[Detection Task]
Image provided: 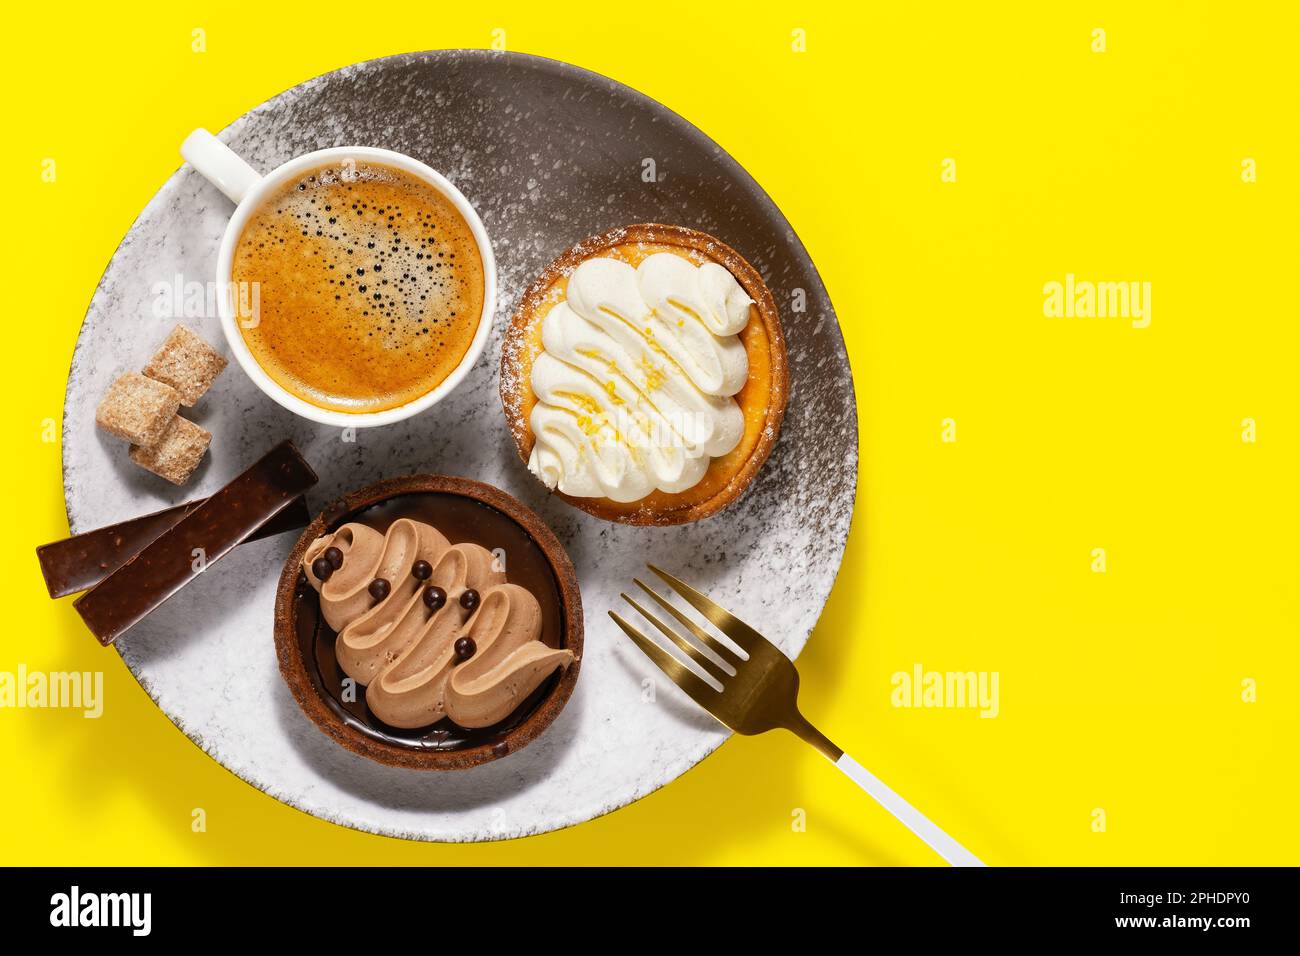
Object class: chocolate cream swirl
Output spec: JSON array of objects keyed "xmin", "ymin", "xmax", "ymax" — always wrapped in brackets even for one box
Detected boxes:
[{"xmin": 302, "ymin": 518, "xmax": 573, "ymax": 729}]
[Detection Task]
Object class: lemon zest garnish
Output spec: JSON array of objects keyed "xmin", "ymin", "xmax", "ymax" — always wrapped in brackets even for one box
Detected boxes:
[
  {"xmin": 638, "ymin": 355, "xmax": 666, "ymax": 392},
  {"xmin": 668, "ymin": 298, "xmax": 704, "ymax": 325},
  {"xmin": 553, "ymin": 390, "xmax": 602, "ymax": 415}
]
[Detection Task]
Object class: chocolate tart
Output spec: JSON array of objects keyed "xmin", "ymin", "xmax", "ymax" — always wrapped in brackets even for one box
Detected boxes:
[
  {"xmin": 500, "ymin": 223, "xmax": 789, "ymax": 525},
  {"xmin": 273, "ymin": 475, "xmax": 583, "ymax": 770}
]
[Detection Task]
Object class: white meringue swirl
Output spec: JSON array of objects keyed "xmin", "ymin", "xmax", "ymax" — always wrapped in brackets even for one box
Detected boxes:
[{"xmin": 527, "ymin": 252, "xmax": 753, "ymax": 502}]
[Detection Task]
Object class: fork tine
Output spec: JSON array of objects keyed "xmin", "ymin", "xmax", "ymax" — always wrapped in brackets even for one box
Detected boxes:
[
  {"xmin": 608, "ymin": 611, "xmax": 721, "ymax": 713},
  {"xmin": 621, "ymin": 592, "xmax": 730, "ymax": 683},
  {"xmin": 632, "ymin": 579, "xmax": 745, "ymax": 669},
  {"xmin": 647, "ymin": 565, "xmax": 768, "ymax": 655}
]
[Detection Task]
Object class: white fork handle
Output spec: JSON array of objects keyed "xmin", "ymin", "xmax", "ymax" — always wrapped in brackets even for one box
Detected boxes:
[{"xmin": 835, "ymin": 753, "xmax": 985, "ymax": 867}]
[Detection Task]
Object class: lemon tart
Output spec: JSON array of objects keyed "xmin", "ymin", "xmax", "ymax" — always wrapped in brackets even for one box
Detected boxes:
[{"xmin": 500, "ymin": 224, "xmax": 788, "ymax": 525}]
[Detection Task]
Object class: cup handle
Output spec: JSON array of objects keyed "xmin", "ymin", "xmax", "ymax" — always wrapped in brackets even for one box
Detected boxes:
[{"xmin": 181, "ymin": 128, "xmax": 261, "ymax": 204}]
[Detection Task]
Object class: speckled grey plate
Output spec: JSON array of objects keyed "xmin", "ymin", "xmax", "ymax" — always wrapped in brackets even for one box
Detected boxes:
[{"xmin": 62, "ymin": 50, "xmax": 857, "ymax": 841}]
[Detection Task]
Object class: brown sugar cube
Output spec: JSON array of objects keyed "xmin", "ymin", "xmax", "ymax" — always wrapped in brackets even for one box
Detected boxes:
[
  {"xmin": 129, "ymin": 415, "xmax": 211, "ymax": 486},
  {"xmin": 142, "ymin": 324, "xmax": 228, "ymax": 406},
  {"xmin": 95, "ymin": 372, "xmax": 180, "ymax": 446}
]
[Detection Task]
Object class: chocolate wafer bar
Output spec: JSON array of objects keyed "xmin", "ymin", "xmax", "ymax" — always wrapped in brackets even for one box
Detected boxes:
[
  {"xmin": 37, "ymin": 495, "xmax": 311, "ymax": 600},
  {"xmin": 73, "ymin": 440, "xmax": 317, "ymax": 645}
]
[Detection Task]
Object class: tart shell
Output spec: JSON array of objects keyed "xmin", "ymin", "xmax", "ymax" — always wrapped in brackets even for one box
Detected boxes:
[
  {"xmin": 500, "ymin": 223, "xmax": 789, "ymax": 525},
  {"xmin": 273, "ymin": 474, "xmax": 584, "ymax": 771}
]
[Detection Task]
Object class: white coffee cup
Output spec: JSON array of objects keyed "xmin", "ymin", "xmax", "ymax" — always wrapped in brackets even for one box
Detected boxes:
[{"xmin": 180, "ymin": 128, "xmax": 496, "ymax": 428}]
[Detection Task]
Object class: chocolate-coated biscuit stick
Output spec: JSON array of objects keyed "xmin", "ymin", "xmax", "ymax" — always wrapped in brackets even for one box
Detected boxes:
[
  {"xmin": 73, "ymin": 441, "xmax": 317, "ymax": 645},
  {"xmin": 37, "ymin": 496, "xmax": 311, "ymax": 600}
]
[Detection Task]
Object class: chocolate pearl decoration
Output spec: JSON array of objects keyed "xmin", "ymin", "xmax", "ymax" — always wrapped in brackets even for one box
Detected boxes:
[
  {"xmin": 368, "ymin": 578, "xmax": 391, "ymax": 601},
  {"xmin": 459, "ymin": 588, "xmax": 480, "ymax": 612},
  {"xmin": 454, "ymin": 637, "xmax": 476, "ymax": 662},
  {"xmin": 311, "ymin": 557, "xmax": 334, "ymax": 582},
  {"xmin": 411, "ymin": 559, "xmax": 432, "ymax": 581},
  {"xmin": 422, "ymin": 585, "xmax": 446, "ymax": 610},
  {"xmin": 323, "ymin": 546, "xmax": 344, "ymax": 569}
]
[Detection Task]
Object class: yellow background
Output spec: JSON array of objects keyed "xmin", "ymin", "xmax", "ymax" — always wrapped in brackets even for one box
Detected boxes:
[{"xmin": 3, "ymin": 2, "xmax": 1295, "ymax": 865}]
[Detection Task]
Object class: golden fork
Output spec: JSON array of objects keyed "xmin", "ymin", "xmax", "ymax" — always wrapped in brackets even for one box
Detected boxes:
[{"xmin": 611, "ymin": 565, "xmax": 985, "ymax": 867}]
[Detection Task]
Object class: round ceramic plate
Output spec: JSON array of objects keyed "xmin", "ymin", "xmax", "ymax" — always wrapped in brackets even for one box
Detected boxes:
[{"xmin": 62, "ymin": 50, "xmax": 857, "ymax": 841}]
